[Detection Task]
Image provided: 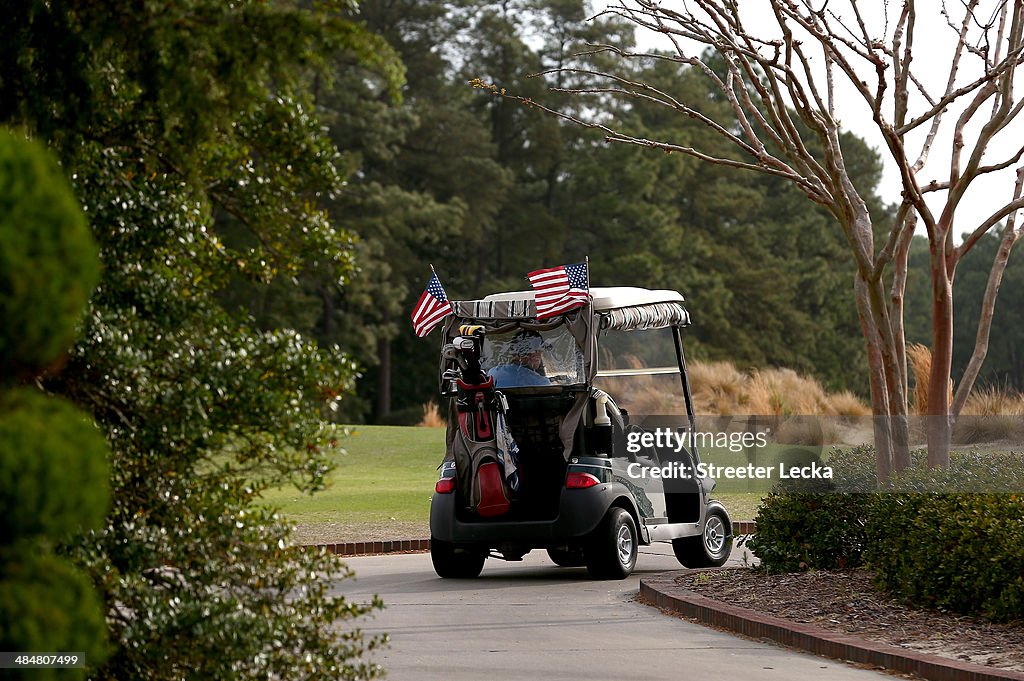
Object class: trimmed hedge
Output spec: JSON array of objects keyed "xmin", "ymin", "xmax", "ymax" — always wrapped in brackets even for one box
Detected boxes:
[
  {"xmin": 748, "ymin": 446, "xmax": 875, "ymax": 572},
  {"xmin": 750, "ymin": 446, "xmax": 1024, "ymax": 622},
  {"xmin": 867, "ymin": 493, "xmax": 1024, "ymax": 622},
  {"xmin": 0, "ymin": 550, "xmax": 108, "ymax": 680},
  {"xmin": 0, "ymin": 129, "xmax": 110, "ymax": 671},
  {"xmin": 0, "ymin": 389, "xmax": 110, "ymax": 544},
  {"xmin": 0, "ymin": 130, "xmax": 99, "ymax": 380},
  {"xmin": 748, "ymin": 491, "xmax": 870, "ymax": 572}
]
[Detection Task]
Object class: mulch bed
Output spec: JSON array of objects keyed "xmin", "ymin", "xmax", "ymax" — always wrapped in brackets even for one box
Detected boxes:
[{"xmin": 676, "ymin": 569, "xmax": 1024, "ymax": 673}]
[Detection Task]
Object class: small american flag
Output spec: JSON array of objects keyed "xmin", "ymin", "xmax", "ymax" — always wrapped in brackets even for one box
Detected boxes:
[
  {"xmin": 527, "ymin": 262, "xmax": 590, "ymax": 319},
  {"xmin": 411, "ymin": 272, "xmax": 453, "ymax": 337}
]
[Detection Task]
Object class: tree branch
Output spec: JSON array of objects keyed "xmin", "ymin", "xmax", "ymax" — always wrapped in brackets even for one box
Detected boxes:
[
  {"xmin": 952, "ymin": 164, "xmax": 1024, "ymax": 416},
  {"xmin": 470, "ymin": 79, "xmax": 829, "ymax": 200},
  {"xmin": 955, "ymin": 193, "xmax": 1024, "ymax": 259}
]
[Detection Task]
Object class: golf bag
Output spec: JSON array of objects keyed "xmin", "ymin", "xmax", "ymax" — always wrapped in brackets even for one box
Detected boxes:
[{"xmin": 446, "ymin": 327, "xmax": 519, "ymax": 517}]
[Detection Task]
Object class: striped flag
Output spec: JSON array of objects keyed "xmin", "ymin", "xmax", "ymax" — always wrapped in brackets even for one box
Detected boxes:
[
  {"xmin": 527, "ymin": 262, "xmax": 589, "ymax": 319},
  {"xmin": 411, "ymin": 272, "xmax": 453, "ymax": 337}
]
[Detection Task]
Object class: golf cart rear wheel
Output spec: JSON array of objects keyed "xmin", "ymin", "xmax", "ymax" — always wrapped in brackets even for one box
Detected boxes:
[
  {"xmin": 431, "ymin": 538, "xmax": 486, "ymax": 578},
  {"xmin": 672, "ymin": 506, "xmax": 732, "ymax": 568},
  {"xmin": 584, "ymin": 507, "xmax": 638, "ymax": 580},
  {"xmin": 546, "ymin": 547, "xmax": 586, "ymax": 567}
]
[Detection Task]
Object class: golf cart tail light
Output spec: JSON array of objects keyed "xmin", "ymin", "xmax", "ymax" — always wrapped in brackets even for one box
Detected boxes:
[
  {"xmin": 435, "ymin": 477, "xmax": 456, "ymax": 494},
  {"xmin": 565, "ymin": 472, "xmax": 600, "ymax": 489}
]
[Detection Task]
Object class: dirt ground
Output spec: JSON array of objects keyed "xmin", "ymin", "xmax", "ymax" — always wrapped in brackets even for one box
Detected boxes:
[
  {"xmin": 291, "ymin": 521, "xmax": 428, "ymax": 545},
  {"xmin": 676, "ymin": 568, "xmax": 1024, "ymax": 673}
]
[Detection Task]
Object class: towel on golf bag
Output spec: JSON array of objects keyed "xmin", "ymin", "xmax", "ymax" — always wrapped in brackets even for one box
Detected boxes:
[
  {"xmin": 451, "ymin": 376, "xmax": 519, "ymax": 517},
  {"xmin": 494, "ymin": 411, "xmax": 520, "ymax": 494}
]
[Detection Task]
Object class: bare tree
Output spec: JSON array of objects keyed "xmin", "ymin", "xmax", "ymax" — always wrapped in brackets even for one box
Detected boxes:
[{"xmin": 475, "ymin": 0, "xmax": 1024, "ymax": 478}]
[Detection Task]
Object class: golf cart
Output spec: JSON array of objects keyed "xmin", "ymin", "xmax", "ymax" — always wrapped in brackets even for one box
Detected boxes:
[{"xmin": 430, "ymin": 287, "xmax": 732, "ymax": 579}]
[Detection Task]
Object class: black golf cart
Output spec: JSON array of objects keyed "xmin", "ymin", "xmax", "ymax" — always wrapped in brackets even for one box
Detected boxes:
[{"xmin": 429, "ymin": 287, "xmax": 732, "ymax": 579}]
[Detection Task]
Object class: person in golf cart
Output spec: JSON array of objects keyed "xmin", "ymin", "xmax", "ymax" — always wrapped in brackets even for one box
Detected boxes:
[
  {"xmin": 430, "ymin": 287, "xmax": 732, "ymax": 580},
  {"xmin": 487, "ymin": 329, "xmax": 551, "ymax": 388}
]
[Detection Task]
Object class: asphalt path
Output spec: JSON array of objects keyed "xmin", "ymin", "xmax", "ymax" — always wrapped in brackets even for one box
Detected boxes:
[{"xmin": 331, "ymin": 541, "xmax": 891, "ymax": 681}]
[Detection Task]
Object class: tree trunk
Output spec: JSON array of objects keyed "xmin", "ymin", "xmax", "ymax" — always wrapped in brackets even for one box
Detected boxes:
[
  {"xmin": 952, "ymin": 167, "xmax": 1024, "ymax": 417},
  {"xmin": 927, "ymin": 248, "xmax": 954, "ymax": 468},
  {"xmin": 888, "ymin": 222, "xmax": 915, "ymax": 473},
  {"xmin": 855, "ymin": 276, "xmax": 893, "ymax": 485},
  {"xmin": 376, "ymin": 336, "xmax": 391, "ymax": 420},
  {"xmin": 952, "ymin": 233, "xmax": 1015, "ymax": 416},
  {"xmin": 318, "ymin": 283, "xmax": 336, "ymax": 339},
  {"xmin": 867, "ymin": 276, "xmax": 912, "ymax": 473}
]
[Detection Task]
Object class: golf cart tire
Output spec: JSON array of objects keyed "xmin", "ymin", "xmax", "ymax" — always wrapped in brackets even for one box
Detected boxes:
[
  {"xmin": 546, "ymin": 547, "xmax": 586, "ymax": 567},
  {"xmin": 584, "ymin": 507, "xmax": 638, "ymax": 580},
  {"xmin": 431, "ymin": 538, "xmax": 486, "ymax": 578},
  {"xmin": 672, "ymin": 505, "xmax": 732, "ymax": 568}
]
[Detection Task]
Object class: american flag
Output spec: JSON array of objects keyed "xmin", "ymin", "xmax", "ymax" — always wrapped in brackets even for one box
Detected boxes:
[
  {"xmin": 527, "ymin": 262, "xmax": 590, "ymax": 319},
  {"xmin": 411, "ymin": 272, "xmax": 453, "ymax": 337}
]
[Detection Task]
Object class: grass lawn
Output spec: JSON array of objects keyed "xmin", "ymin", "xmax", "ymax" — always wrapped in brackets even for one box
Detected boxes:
[
  {"xmin": 261, "ymin": 426, "xmax": 1024, "ymax": 534},
  {"xmin": 713, "ymin": 492, "xmax": 764, "ymax": 523},
  {"xmin": 260, "ymin": 425, "xmax": 446, "ymax": 526},
  {"xmin": 264, "ymin": 425, "xmax": 772, "ymax": 527}
]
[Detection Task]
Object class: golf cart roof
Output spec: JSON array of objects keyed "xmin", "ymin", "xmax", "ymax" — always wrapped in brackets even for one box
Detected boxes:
[
  {"xmin": 450, "ymin": 286, "xmax": 690, "ymax": 330},
  {"xmin": 482, "ymin": 287, "xmax": 684, "ymax": 312}
]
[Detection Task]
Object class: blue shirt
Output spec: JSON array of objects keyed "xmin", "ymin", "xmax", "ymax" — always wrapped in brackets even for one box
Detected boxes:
[{"xmin": 488, "ymin": 364, "xmax": 552, "ymax": 388}]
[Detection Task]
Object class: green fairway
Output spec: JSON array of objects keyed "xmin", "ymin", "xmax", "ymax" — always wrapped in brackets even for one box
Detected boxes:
[
  {"xmin": 260, "ymin": 425, "xmax": 446, "ymax": 525},
  {"xmin": 264, "ymin": 425, "xmax": 776, "ymax": 527}
]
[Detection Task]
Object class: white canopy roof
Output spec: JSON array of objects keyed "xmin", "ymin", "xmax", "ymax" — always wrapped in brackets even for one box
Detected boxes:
[{"xmin": 483, "ymin": 286, "xmax": 684, "ymax": 312}]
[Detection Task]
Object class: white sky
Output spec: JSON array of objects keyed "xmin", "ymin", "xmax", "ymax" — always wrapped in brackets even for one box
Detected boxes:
[{"xmin": 592, "ymin": 1, "xmax": 1024, "ymax": 242}]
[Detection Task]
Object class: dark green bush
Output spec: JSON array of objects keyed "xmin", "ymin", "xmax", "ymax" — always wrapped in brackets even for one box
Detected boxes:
[
  {"xmin": 867, "ymin": 492, "xmax": 1024, "ymax": 622},
  {"xmin": 750, "ymin": 444, "xmax": 1024, "ymax": 621},
  {"xmin": 748, "ymin": 490, "xmax": 871, "ymax": 572},
  {"xmin": 886, "ymin": 450, "xmax": 1024, "ymax": 493},
  {"xmin": 0, "ymin": 130, "xmax": 99, "ymax": 380},
  {"xmin": 0, "ymin": 388, "xmax": 110, "ymax": 544},
  {"xmin": 0, "ymin": 549, "xmax": 108, "ymax": 680},
  {"xmin": 748, "ymin": 445, "xmax": 876, "ymax": 572},
  {"xmin": 0, "ymin": 129, "xmax": 109, "ymax": 671}
]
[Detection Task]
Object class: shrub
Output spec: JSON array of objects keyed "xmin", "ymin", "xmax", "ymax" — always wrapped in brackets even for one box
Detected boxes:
[
  {"xmin": 0, "ymin": 550, "xmax": 108, "ymax": 680},
  {"xmin": 417, "ymin": 401, "xmax": 445, "ymax": 427},
  {"xmin": 377, "ymin": 404, "xmax": 427, "ymax": 426},
  {"xmin": 748, "ymin": 489, "xmax": 871, "ymax": 572},
  {"xmin": 0, "ymin": 131, "xmax": 99, "ymax": 380},
  {"xmin": 747, "ymin": 446, "xmax": 878, "ymax": 572},
  {"xmin": 750, "ymin": 444, "xmax": 1024, "ymax": 621},
  {"xmin": 827, "ymin": 390, "xmax": 872, "ymax": 418},
  {"xmin": 0, "ymin": 389, "xmax": 110, "ymax": 544},
  {"xmin": 0, "ymin": 129, "xmax": 110, "ymax": 672},
  {"xmin": 954, "ymin": 387, "xmax": 1024, "ymax": 443},
  {"xmin": 747, "ymin": 367, "xmax": 835, "ymax": 416},
  {"xmin": 867, "ymin": 493, "xmax": 1024, "ymax": 622},
  {"xmin": 962, "ymin": 385, "xmax": 1024, "ymax": 416}
]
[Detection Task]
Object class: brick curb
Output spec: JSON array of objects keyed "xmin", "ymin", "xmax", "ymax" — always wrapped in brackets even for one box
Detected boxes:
[
  {"xmin": 302, "ymin": 538, "xmax": 431, "ymax": 556},
  {"xmin": 301, "ymin": 520, "xmax": 758, "ymax": 556},
  {"xmin": 639, "ymin": 571, "xmax": 1024, "ymax": 681},
  {"xmin": 302, "ymin": 520, "xmax": 757, "ymax": 556},
  {"xmin": 731, "ymin": 520, "xmax": 756, "ymax": 535}
]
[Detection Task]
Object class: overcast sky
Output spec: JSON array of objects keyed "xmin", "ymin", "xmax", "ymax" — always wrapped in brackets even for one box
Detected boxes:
[{"xmin": 591, "ymin": 1, "xmax": 1024, "ymax": 241}]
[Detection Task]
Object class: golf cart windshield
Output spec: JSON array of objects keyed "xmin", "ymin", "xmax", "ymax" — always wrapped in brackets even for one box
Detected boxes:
[{"xmin": 482, "ymin": 325, "xmax": 585, "ymax": 388}]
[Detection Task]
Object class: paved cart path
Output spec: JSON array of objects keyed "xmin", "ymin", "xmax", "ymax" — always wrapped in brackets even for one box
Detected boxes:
[{"xmin": 330, "ymin": 542, "xmax": 890, "ymax": 681}]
